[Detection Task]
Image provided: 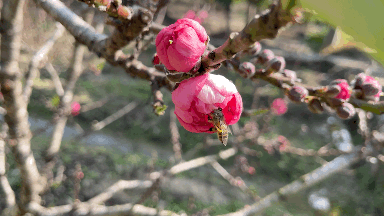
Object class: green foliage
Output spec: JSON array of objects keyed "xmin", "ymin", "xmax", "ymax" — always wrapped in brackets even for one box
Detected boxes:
[{"xmin": 283, "ymin": 0, "xmax": 384, "ymax": 65}]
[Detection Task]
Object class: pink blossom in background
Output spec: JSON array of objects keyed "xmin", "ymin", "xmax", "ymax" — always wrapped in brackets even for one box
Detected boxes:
[
  {"xmin": 172, "ymin": 73, "xmax": 243, "ymax": 133},
  {"xmin": 197, "ymin": 10, "xmax": 209, "ymax": 20},
  {"xmin": 333, "ymin": 79, "xmax": 351, "ymax": 100},
  {"xmin": 183, "ymin": 10, "xmax": 196, "ymax": 19},
  {"xmin": 277, "ymin": 135, "xmax": 289, "ymax": 151},
  {"xmin": 248, "ymin": 166, "xmax": 256, "ymax": 175},
  {"xmin": 364, "ymin": 75, "xmax": 382, "ymax": 101},
  {"xmin": 182, "ymin": 10, "xmax": 209, "ymax": 24},
  {"xmin": 71, "ymin": 101, "xmax": 81, "ymax": 116},
  {"xmin": 156, "ymin": 18, "xmax": 208, "ymax": 72},
  {"xmin": 271, "ymin": 98, "xmax": 287, "ymax": 115}
]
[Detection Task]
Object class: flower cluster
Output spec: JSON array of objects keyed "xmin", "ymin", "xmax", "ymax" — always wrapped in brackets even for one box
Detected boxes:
[
  {"xmin": 156, "ymin": 18, "xmax": 243, "ymax": 139},
  {"xmin": 243, "ymin": 44, "xmax": 382, "ymax": 120}
]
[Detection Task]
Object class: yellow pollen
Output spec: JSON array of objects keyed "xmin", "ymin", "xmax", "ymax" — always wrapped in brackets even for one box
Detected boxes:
[{"xmin": 169, "ymin": 40, "xmax": 173, "ymax": 44}]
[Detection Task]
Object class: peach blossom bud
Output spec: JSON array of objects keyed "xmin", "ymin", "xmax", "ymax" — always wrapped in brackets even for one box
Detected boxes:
[
  {"xmin": 307, "ymin": 98, "xmax": 324, "ymax": 114},
  {"xmin": 287, "ymin": 86, "xmax": 308, "ymax": 104},
  {"xmin": 271, "ymin": 98, "xmax": 287, "ymax": 115},
  {"xmin": 326, "ymin": 98, "xmax": 343, "ymax": 108},
  {"xmin": 324, "ymin": 85, "xmax": 341, "ymax": 98},
  {"xmin": 71, "ymin": 101, "xmax": 81, "ymax": 116},
  {"xmin": 248, "ymin": 42, "xmax": 262, "ymax": 56},
  {"xmin": 336, "ymin": 103, "xmax": 356, "ymax": 119},
  {"xmin": 152, "ymin": 53, "xmax": 160, "ymax": 65},
  {"xmin": 352, "ymin": 73, "xmax": 366, "ymax": 89},
  {"xmin": 257, "ymin": 49, "xmax": 275, "ymax": 66},
  {"xmin": 239, "ymin": 62, "xmax": 255, "ymax": 78},
  {"xmin": 117, "ymin": 5, "xmax": 132, "ymax": 19},
  {"xmin": 265, "ymin": 56, "xmax": 285, "ymax": 74},
  {"xmin": 95, "ymin": 0, "xmax": 109, "ymax": 6},
  {"xmin": 76, "ymin": 171, "xmax": 84, "ymax": 180},
  {"xmin": 281, "ymin": 69, "xmax": 297, "ymax": 81},
  {"xmin": 248, "ymin": 166, "xmax": 256, "ymax": 175},
  {"xmin": 156, "ymin": 18, "xmax": 208, "ymax": 72},
  {"xmin": 362, "ymin": 81, "xmax": 381, "ymax": 96},
  {"xmin": 329, "ymin": 79, "xmax": 350, "ymax": 100}
]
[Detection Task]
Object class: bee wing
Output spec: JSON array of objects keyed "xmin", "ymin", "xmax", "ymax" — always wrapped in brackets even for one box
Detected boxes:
[{"xmin": 228, "ymin": 125, "xmax": 232, "ymax": 134}]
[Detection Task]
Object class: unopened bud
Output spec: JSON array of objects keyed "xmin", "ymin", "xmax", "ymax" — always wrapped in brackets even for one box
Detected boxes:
[
  {"xmin": 265, "ymin": 56, "xmax": 285, "ymax": 74},
  {"xmin": 330, "ymin": 79, "xmax": 348, "ymax": 85},
  {"xmin": 248, "ymin": 166, "xmax": 256, "ymax": 175},
  {"xmin": 325, "ymin": 85, "xmax": 341, "ymax": 98},
  {"xmin": 336, "ymin": 103, "xmax": 356, "ymax": 119},
  {"xmin": 95, "ymin": 0, "xmax": 110, "ymax": 6},
  {"xmin": 326, "ymin": 98, "xmax": 343, "ymax": 108},
  {"xmin": 362, "ymin": 80, "xmax": 381, "ymax": 96},
  {"xmin": 281, "ymin": 69, "xmax": 297, "ymax": 81},
  {"xmin": 239, "ymin": 62, "xmax": 255, "ymax": 78},
  {"xmin": 117, "ymin": 5, "xmax": 133, "ymax": 19},
  {"xmin": 257, "ymin": 49, "xmax": 275, "ymax": 66},
  {"xmin": 248, "ymin": 42, "xmax": 262, "ymax": 56},
  {"xmin": 76, "ymin": 171, "xmax": 84, "ymax": 180},
  {"xmin": 152, "ymin": 53, "xmax": 160, "ymax": 65},
  {"xmin": 307, "ymin": 98, "xmax": 324, "ymax": 114},
  {"xmin": 287, "ymin": 86, "xmax": 308, "ymax": 104},
  {"xmin": 352, "ymin": 73, "xmax": 366, "ymax": 89}
]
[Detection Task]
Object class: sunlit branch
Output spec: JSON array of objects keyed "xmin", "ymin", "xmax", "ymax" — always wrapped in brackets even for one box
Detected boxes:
[
  {"xmin": 220, "ymin": 146, "xmax": 371, "ymax": 216},
  {"xmin": 23, "ymin": 23, "xmax": 65, "ymax": 102}
]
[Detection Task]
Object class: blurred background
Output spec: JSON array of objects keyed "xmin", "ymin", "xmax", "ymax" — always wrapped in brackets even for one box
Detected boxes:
[{"xmin": 2, "ymin": 0, "xmax": 384, "ymax": 215}]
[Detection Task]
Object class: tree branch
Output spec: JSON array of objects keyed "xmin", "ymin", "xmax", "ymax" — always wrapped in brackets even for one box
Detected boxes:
[
  {"xmin": 1, "ymin": 0, "xmax": 43, "ymax": 211},
  {"xmin": 45, "ymin": 63, "xmax": 64, "ymax": 97},
  {"xmin": 220, "ymin": 146, "xmax": 371, "ymax": 216},
  {"xmin": 23, "ymin": 22, "xmax": 65, "ymax": 102},
  {"xmin": 170, "ymin": 110, "xmax": 182, "ymax": 162},
  {"xmin": 200, "ymin": 0, "xmax": 291, "ymax": 70},
  {"xmin": 88, "ymin": 180, "xmax": 153, "ymax": 204},
  {"xmin": 34, "ymin": 0, "xmax": 174, "ymax": 91},
  {"xmin": 0, "ymin": 124, "xmax": 16, "ymax": 209}
]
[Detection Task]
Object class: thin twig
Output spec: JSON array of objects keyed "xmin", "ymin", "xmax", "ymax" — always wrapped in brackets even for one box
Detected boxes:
[
  {"xmin": 23, "ymin": 22, "xmax": 65, "ymax": 102},
  {"xmin": 0, "ymin": 124, "xmax": 16, "ymax": 209},
  {"xmin": 92, "ymin": 101, "xmax": 138, "ymax": 131},
  {"xmin": 220, "ymin": 146, "xmax": 370, "ymax": 216},
  {"xmin": 45, "ymin": 62, "xmax": 65, "ymax": 96},
  {"xmin": 88, "ymin": 180, "xmax": 153, "ymax": 204},
  {"xmin": 43, "ymin": 9, "xmax": 95, "ymax": 179},
  {"xmin": 80, "ymin": 96, "xmax": 111, "ymax": 113},
  {"xmin": 170, "ymin": 110, "xmax": 182, "ymax": 162}
]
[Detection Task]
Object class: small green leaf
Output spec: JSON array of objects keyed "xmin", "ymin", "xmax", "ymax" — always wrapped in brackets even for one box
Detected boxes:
[
  {"xmin": 96, "ymin": 61, "xmax": 106, "ymax": 71},
  {"xmin": 155, "ymin": 104, "xmax": 167, "ymax": 116},
  {"xmin": 51, "ymin": 95, "xmax": 60, "ymax": 107}
]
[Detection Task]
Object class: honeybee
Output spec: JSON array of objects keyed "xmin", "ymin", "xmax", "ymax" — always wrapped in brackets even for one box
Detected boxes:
[{"xmin": 208, "ymin": 107, "xmax": 232, "ymax": 146}]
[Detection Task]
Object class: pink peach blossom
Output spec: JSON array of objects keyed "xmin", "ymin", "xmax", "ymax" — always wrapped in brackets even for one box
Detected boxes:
[
  {"xmin": 71, "ymin": 101, "xmax": 81, "ymax": 116},
  {"xmin": 271, "ymin": 98, "xmax": 287, "ymax": 115},
  {"xmin": 155, "ymin": 18, "xmax": 208, "ymax": 72},
  {"xmin": 333, "ymin": 79, "xmax": 351, "ymax": 100},
  {"xmin": 364, "ymin": 76, "xmax": 382, "ymax": 101},
  {"xmin": 183, "ymin": 10, "xmax": 196, "ymax": 19},
  {"xmin": 172, "ymin": 73, "xmax": 243, "ymax": 133}
]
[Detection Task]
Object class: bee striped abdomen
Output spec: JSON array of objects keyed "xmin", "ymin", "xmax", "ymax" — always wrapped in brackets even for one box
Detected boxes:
[{"xmin": 208, "ymin": 107, "xmax": 230, "ymax": 146}]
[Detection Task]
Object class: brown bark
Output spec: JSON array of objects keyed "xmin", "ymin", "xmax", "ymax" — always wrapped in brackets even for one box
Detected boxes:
[{"xmin": 1, "ymin": 0, "xmax": 43, "ymax": 212}]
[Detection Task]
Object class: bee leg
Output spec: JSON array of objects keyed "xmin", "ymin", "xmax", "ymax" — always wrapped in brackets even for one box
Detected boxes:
[{"xmin": 209, "ymin": 127, "xmax": 217, "ymax": 132}]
